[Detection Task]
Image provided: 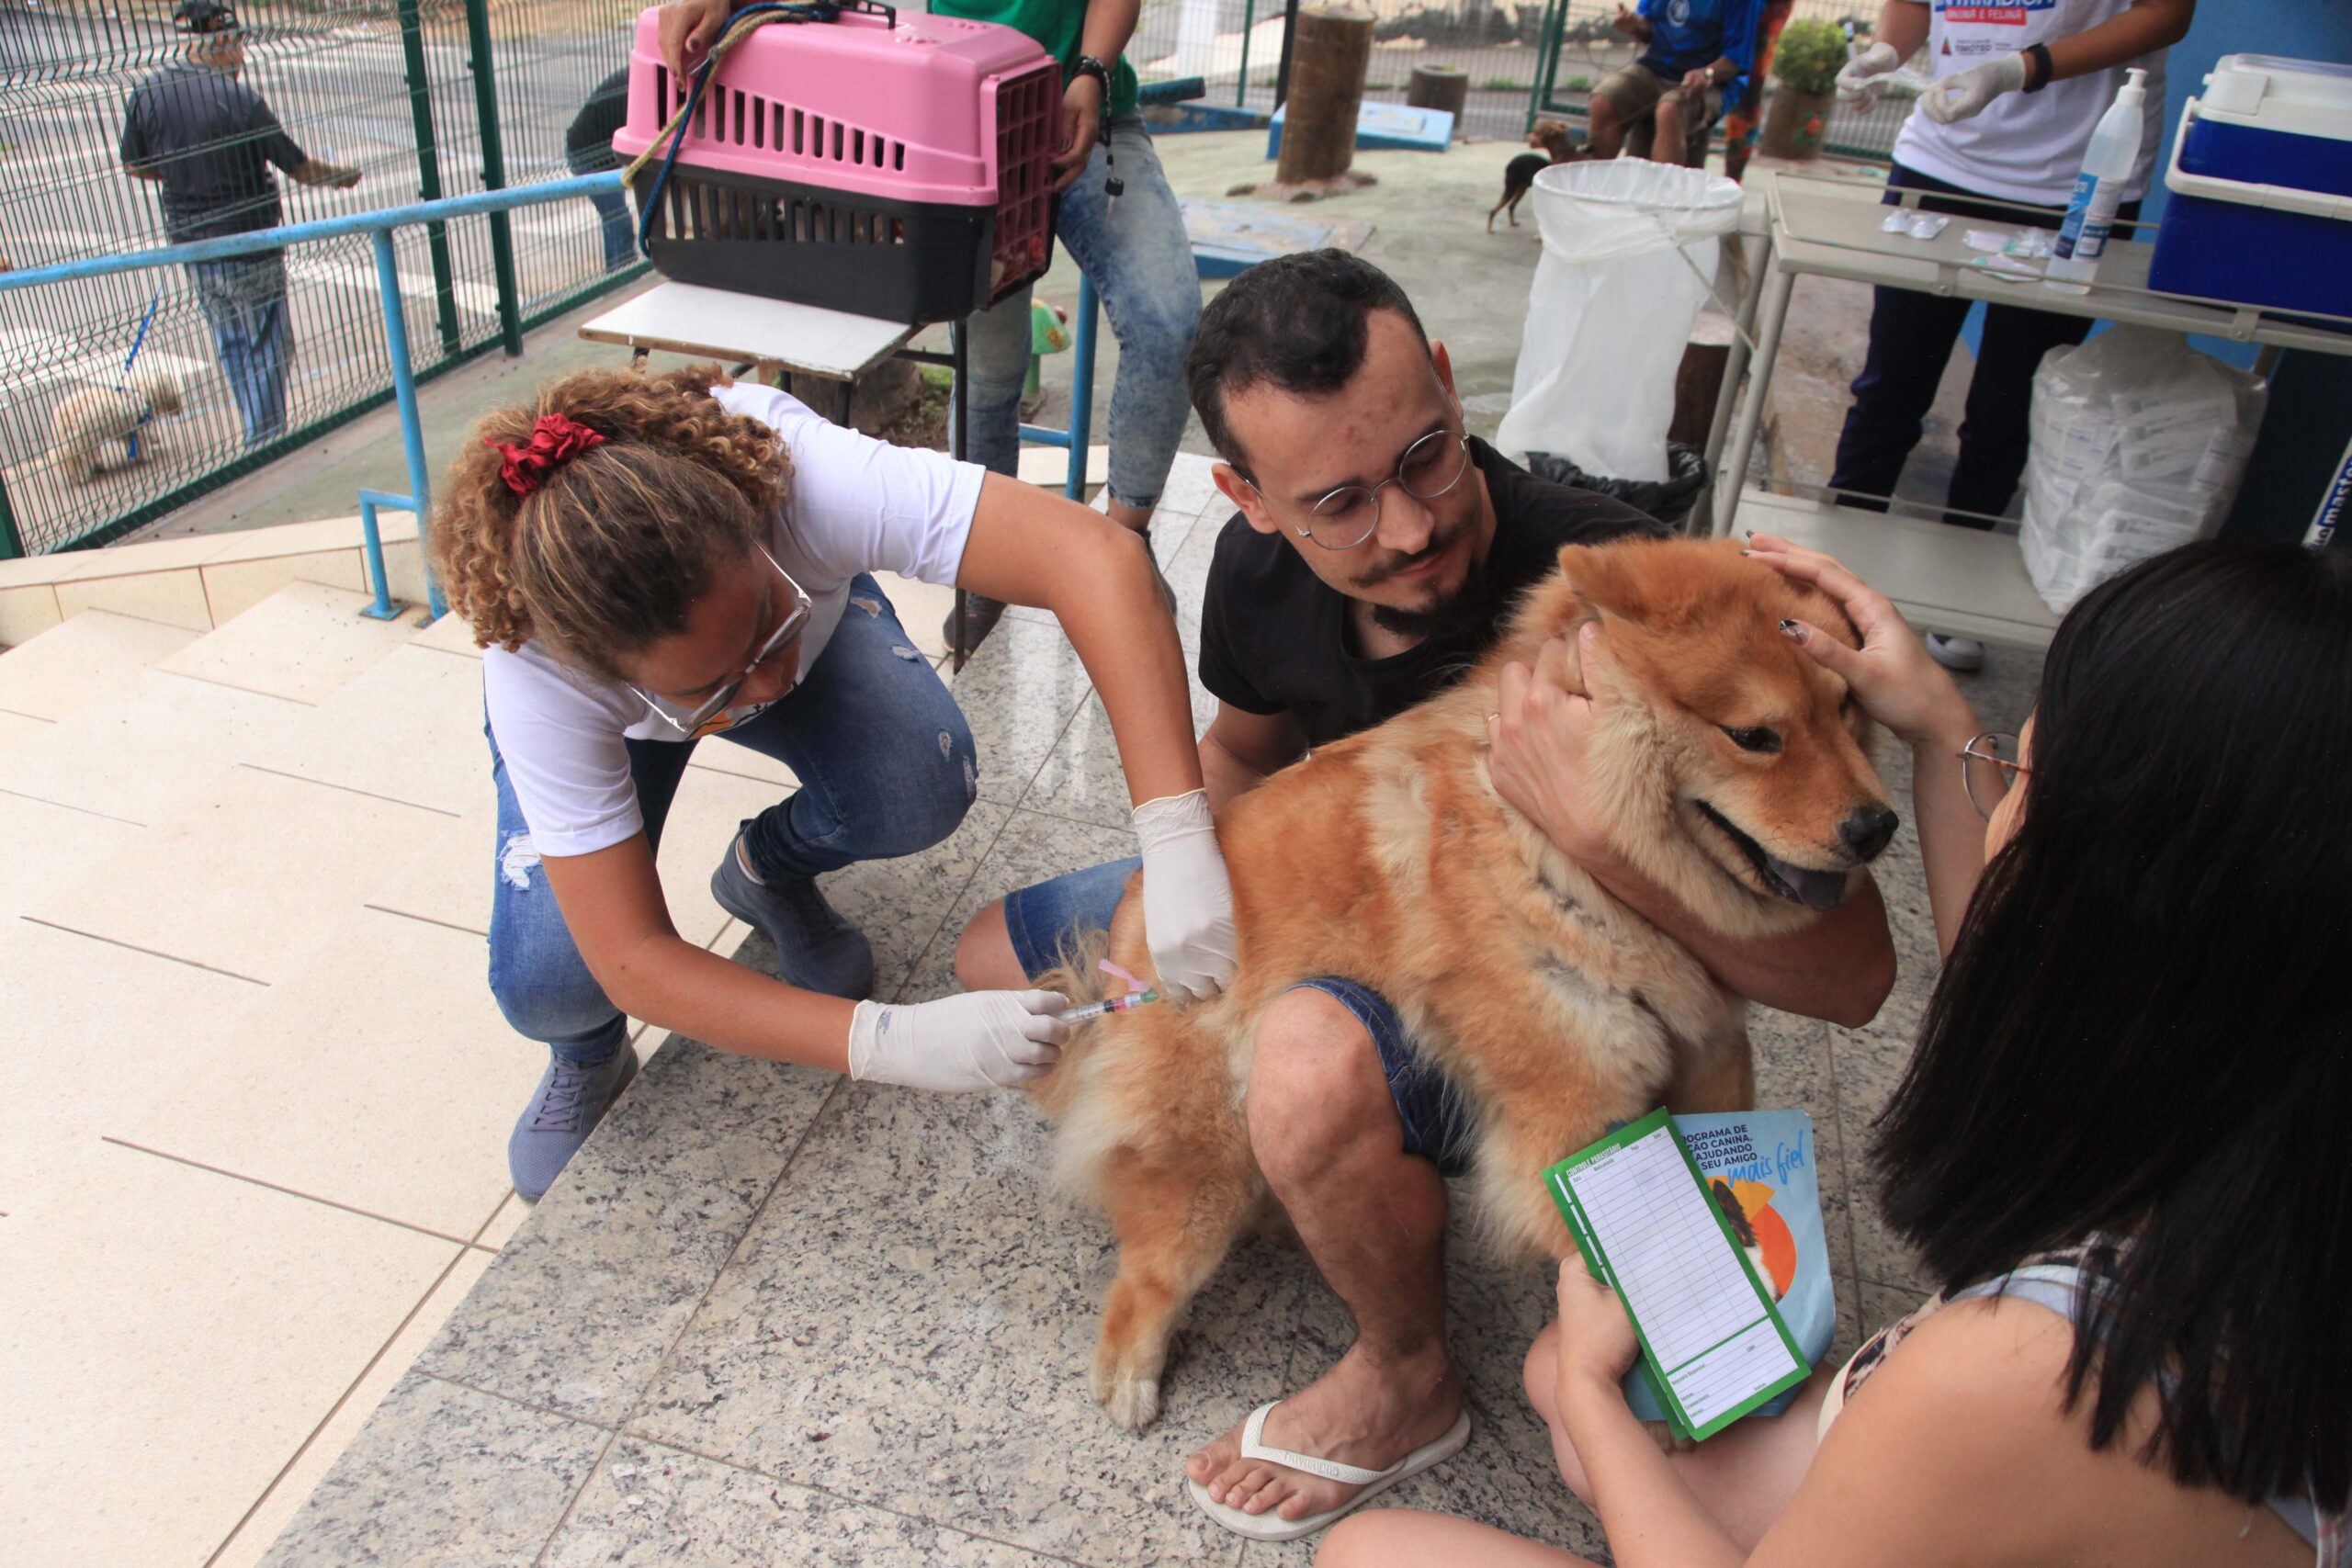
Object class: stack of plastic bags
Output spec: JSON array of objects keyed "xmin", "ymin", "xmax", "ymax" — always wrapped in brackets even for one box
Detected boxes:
[{"xmin": 2021, "ymin": 326, "xmax": 2267, "ymax": 613}]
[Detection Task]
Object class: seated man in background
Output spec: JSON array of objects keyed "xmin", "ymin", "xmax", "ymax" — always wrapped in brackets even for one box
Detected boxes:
[
  {"xmin": 1589, "ymin": 0, "xmax": 1768, "ymax": 167},
  {"xmin": 954, "ymin": 250, "xmax": 1895, "ymax": 1538}
]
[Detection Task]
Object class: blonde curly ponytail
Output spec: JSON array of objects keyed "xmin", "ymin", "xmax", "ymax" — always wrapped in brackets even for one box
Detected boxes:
[{"xmin": 430, "ymin": 363, "xmax": 792, "ymax": 679}]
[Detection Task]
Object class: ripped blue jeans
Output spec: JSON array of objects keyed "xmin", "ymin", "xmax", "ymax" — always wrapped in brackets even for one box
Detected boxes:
[
  {"xmin": 956, "ymin": 114, "xmax": 1200, "ymax": 512},
  {"xmin": 485, "ymin": 575, "xmax": 976, "ymax": 1066}
]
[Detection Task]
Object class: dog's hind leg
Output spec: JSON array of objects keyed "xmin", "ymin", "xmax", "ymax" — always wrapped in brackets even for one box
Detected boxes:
[{"xmin": 1091, "ymin": 1148, "xmax": 1256, "ymax": 1433}]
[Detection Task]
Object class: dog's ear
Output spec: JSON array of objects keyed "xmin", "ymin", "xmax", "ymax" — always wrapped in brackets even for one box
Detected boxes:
[{"xmin": 1552, "ymin": 542, "xmax": 1628, "ymax": 617}]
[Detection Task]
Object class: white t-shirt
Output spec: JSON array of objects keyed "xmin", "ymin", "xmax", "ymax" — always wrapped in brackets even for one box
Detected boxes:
[
  {"xmin": 1893, "ymin": 0, "xmax": 2167, "ymax": 208},
  {"xmin": 481, "ymin": 382, "xmax": 983, "ymax": 858}
]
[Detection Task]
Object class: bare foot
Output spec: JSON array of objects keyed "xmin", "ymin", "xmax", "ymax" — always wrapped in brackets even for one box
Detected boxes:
[{"xmin": 1185, "ymin": 1343, "xmax": 1462, "ymax": 1523}]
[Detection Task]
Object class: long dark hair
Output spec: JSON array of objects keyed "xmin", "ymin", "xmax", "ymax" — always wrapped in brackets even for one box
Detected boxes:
[{"xmin": 1871, "ymin": 540, "xmax": 2352, "ymax": 1511}]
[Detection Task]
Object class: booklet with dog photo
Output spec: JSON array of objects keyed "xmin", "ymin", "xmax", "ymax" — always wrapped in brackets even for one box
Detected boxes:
[
  {"xmin": 1625, "ymin": 1109, "xmax": 1834, "ymax": 1427},
  {"xmin": 1545, "ymin": 1107, "xmax": 1812, "ymax": 1442}
]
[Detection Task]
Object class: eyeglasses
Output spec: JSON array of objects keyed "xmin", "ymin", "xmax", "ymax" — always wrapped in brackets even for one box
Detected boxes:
[
  {"xmin": 1960, "ymin": 730, "xmax": 2029, "ymax": 818},
  {"xmin": 631, "ymin": 544, "xmax": 811, "ymax": 739},
  {"xmin": 1248, "ymin": 428, "xmax": 1472, "ymax": 551}
]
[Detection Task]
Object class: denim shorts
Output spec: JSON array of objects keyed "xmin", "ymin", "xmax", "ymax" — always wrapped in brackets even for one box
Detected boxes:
[{"xmin": 1001, "ymin": 862, "xmax": 1477, "ymax": 1176}]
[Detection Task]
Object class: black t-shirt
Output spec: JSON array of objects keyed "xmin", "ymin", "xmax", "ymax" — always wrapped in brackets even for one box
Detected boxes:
[
  {"xmin": 119, "ymin": 62, "xmax": 308, "ymax": 243},
  {"xmin": 1196, "ymin": 439, "xmax": 1668, "ymax": 747}
]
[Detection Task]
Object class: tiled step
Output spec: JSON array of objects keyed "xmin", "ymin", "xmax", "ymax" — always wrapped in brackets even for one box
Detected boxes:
[
  {"xmin": 161, "ymin": 580, "xmax": 422, "ymax": 705},
  {"xmin": 0, "ymin": 665, "xmax": 307, "ymax": 827},
  {"xmin": 0, "ymin": 1139, "xmax": 464, "ymax": 1568},
  {"xmin": 0, "ymin": 608, "xmax": 201, "ymax": 723},
  {"xmin": 22, "ymin": 763, "xmax": 454, "ymax": 986}
]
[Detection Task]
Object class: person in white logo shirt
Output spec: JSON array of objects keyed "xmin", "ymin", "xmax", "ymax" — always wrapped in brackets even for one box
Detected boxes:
[
  {"xmin": 432, "ymin": 364, "xmax": 1237, "ymax": 1200},
  {"xmin": 1828, "ymin": 0, "xmax": 2193, "ymax": 673}
]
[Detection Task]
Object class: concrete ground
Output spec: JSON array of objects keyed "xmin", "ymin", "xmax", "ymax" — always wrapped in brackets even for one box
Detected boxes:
[{"xmin": 139, "ymin": 130, "xmax": 1978, "ymax": 545}]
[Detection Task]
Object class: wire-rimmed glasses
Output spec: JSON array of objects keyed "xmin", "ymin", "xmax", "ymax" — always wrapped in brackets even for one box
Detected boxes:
[
  {"xmin": 1250, "ymin": 428, "xmax": 1473, "ymax": 550},
  {"xmin": 631, "ymin": 544, "xmax": 811, "ymax": 739},
  {"xmin": 1961, "ymin": 730, "xmax": 2028, "ymax": 818}
]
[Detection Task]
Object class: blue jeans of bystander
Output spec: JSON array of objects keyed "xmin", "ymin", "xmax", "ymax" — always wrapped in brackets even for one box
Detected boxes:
[
  {"xmin": 956, "ymin": 114, "xmax": 1200, "ymax": 512},
  {"xmin": 187, "ymin": 254, "xmax": 290, "ymax": 446}
]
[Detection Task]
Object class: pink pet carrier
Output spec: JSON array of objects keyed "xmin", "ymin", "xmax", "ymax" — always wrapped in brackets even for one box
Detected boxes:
[{"xmin": 611, "ymin": 0, "xmax": 1059, "ymax": 324}]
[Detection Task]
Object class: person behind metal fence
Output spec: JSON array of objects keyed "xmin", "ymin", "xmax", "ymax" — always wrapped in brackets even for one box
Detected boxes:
[
  {"xmin": 1319, "ymin": 536, "xmax": 2352, "ymax": 1568},
  {"xmin": 565, "ymin": 66, "xmax": 637, "ymax": 276},
  {"xmin": 952, "ymin": 251, "xmax": 1898, "ymax": 1541},
  {"xmin": 660, "ymin": 0, "xmax": 1201, "ymax": 654},
  {"xmin": 1589, "ymin": 0, "xmax": 1769, "ymax": 168},
  {"xmin": 1825, "ymin": 0, "xmax": 2194, "ymax": 675},
  {"xmin": 118, "ymin": 0, "xmax": 360, "ymax": 449},
  {"xmin": 429, "ymin": 364, "xmax": 1237, "ymax": 1202}
]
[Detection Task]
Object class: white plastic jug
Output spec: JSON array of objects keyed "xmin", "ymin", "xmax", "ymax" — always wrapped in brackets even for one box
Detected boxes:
[{"xmin": 1497, "ymin": 160, "xmax": 1744, "ymax": 482}]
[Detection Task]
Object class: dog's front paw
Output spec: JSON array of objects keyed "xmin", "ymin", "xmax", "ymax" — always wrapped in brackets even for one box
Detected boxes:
[{"xmin": 1091, "ymin": 1347, "xmax": 1163, "ymax": 1432}]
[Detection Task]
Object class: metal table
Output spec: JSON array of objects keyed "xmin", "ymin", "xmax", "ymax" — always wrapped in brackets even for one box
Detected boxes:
[{"xmin": 1699, "ymin": 172, "xmax": 2352, "ymax": 638}]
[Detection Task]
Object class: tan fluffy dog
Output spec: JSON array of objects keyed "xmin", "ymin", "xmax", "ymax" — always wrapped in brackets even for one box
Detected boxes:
[
  {"xmin": 51, "ymin": 370, "xmax": 184, "ymax": 483},
  {"xmin": 1033, "ymin": 536, "xmax": 1895, "ymax": 1432}
]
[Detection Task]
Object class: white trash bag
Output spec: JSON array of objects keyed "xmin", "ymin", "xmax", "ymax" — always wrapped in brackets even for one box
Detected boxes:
[
  {"xmin": 2021, "ymin": 326, "xmax": 2267, "ymax": 614},
  {"xmin": 1497, "ymin": 160, "xmax": 1744, "ymax": 483}
]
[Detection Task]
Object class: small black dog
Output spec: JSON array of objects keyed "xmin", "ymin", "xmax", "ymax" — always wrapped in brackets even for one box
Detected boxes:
[{"xmin": 1489, "ymin": 119, "xmax": 1583, "ymax": 232}]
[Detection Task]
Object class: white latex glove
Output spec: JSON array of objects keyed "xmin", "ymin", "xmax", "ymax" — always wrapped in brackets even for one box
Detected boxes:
[
  {"xmin": 847, "ymin": 991, "xmax": 1069, "ymax": 1093},
  {"xmin": 1835, "ymin": 39, "xmax": 1901, "ymax": 107},
  {"xmin": 1919, "ymin": 52, "xmax": 2029, "ymax": 124},
  {"xmin": 1132, "ymin": 789, "xmax": 1239, "ymax": 1003}
]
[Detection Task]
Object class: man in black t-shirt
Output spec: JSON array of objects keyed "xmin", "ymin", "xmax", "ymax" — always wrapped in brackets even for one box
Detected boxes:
[
  {"xmin": 956, "ymin": 252, "xmax": 1894, "ymax": 1535},
  {"xmin": 119, "ymin": 0, "xmax": 359, "ymax": 446}
]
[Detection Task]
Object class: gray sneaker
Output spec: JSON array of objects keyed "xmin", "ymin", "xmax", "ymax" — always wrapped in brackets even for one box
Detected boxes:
[
  {"xmin": 508, "ymin": 1044, "xmax": 639, "ymax": 1201},
  {"xmin": 1926, "ymin": 633, "xmax": 1987, "ymax": 672},
  {"xmin": 710, "ymin": 828, "xmax": 876, "ymax": 999}
]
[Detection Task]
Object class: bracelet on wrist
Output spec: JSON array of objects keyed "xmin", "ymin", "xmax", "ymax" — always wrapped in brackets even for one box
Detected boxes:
[{"xmin": 2023, "ymin": 42, "xmax": 2053, "ymax": 93}]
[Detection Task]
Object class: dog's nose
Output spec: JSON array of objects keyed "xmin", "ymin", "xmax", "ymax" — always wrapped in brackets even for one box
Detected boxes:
[{"xmin": 1840, "ymin": 804, "xmax": 1899, "ymax": 863}]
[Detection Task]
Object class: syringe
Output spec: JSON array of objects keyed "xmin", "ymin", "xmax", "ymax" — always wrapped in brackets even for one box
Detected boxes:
[{"xmin": 1062, "ymin": 988, "xmax": 1162, "ymax": 1023}]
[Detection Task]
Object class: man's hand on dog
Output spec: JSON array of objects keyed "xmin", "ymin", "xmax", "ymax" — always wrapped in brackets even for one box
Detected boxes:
[{"xmin": 1489, "ymin": 623, "xmax": 1620, "ymax": 874}]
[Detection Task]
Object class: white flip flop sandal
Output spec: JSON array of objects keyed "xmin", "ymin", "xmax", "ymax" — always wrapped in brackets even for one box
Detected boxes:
[{"xmin": 1183, "ymin": 1400, "xmax": 1473, "ymax": 1542}]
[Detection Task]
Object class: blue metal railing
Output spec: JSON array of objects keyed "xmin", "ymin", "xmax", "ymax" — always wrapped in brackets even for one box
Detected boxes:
[
  {"xmin": 0, "ymin": 174, "xmax": 625, "ymax": 616},
  {"xmin": 0, "ymin": 167, "xmax": 1123, "ymax": 604}
]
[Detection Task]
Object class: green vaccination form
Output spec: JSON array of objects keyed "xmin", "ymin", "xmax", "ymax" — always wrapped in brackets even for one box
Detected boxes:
[{"xmin": 1546, "ymin": 1106, "xmax": 1812, "ymax": 1441}]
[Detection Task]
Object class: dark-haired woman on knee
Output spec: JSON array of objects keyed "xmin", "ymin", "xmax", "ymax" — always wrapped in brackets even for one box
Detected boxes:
[{"xmin": 1319, "ymin": 536, "xmax": 2352, "ymax": 1568}]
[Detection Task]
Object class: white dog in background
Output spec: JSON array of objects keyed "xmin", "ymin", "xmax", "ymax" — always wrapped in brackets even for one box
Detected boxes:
[{"xmin": 51, "ymin": 370, "xmax": 184, "ymax": 483}]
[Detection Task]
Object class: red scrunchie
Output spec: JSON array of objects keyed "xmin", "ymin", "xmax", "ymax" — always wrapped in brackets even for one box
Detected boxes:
[{"xmin": 487, "ymin": 412, "xmax": 608, "ymax": 497}]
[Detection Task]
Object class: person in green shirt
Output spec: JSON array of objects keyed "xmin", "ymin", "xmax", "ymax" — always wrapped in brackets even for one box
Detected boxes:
[{"xmin": 662, "ymin": 0, "xmax": 1201, "ymax": 650}]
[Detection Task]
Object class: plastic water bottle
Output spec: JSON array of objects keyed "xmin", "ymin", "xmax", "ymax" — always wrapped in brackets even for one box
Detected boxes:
[{"xmin": 2045, "ymin": 67, "xmax": 2149, "ymax": 293}]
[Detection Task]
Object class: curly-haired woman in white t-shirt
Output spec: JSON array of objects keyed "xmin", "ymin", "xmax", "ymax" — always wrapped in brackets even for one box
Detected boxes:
[{"xmin": 433, "ymin": 363, "xmax": 1236, "ymax": 1200}]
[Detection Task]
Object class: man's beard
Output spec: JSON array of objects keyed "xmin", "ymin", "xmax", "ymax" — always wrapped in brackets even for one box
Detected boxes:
[{"xmin": 1361, "ymin": 525, "xmax": 1487, "ymax": 642}]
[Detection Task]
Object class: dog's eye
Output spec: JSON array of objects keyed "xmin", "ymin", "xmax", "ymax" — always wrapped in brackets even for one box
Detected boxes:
[{"xmin": 1722, "ymin": 726, "xmax": 1782, "ymax": 755}]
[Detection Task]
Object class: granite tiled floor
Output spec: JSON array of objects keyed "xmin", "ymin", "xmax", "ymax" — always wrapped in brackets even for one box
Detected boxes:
[{"xmin": 261, "ymin": 465, "xmax": 2047, "ymax": 1566}]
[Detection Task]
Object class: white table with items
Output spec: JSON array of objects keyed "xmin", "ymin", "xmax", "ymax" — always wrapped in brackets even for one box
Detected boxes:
[{"xmin": 1699, "ymin": 171, "xmax": 2352, "ymax": 648}]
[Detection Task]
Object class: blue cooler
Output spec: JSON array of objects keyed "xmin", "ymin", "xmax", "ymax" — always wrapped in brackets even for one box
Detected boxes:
[{"xmin": 2149, "ymin": 54, "xmax": 2352, "ymax": 322}]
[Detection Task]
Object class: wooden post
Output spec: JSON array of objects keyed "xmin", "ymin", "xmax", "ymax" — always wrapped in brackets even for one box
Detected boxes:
[
  {"xmin": 1407, "ymin": 63, "xmax": 1468, "ymax": 134},
  {"xmin": 1275, "ymin": 7, "xmax": 1374, "ymax": 187}
]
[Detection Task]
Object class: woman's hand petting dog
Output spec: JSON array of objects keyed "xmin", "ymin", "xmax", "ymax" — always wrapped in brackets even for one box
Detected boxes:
[
  {"xmin": 1554, "ymin": 1255, "xmax": 1643, "ymax": 1399},
  {"xmin": 1488, "ymin": 622, "xmax": 1620, "ymax": 874},
  {"xmin": 1746, "ymin": 535, "xmax": 1980, "ymax": 751}
]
